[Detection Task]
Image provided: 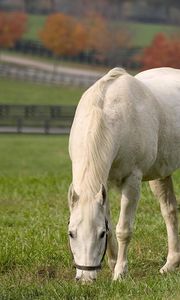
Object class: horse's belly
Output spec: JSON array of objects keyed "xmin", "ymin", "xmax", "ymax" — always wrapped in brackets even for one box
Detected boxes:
[
  {"xmin": 142, "ymin": 148, "xmax": 180, "ymax": 181},
  {"xmin": 109, "ymin": 140, "xmax": 180, "ymax": 184}
]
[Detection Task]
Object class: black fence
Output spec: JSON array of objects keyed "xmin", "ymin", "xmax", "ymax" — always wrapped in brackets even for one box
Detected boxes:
[{"xmin": 0, "ymin": 104, "xmax": 76, "ymax": 134}]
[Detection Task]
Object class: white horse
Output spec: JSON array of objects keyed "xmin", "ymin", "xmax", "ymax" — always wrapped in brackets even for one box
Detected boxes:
[{"xmin": 68, "ymin": 67, "xmax": 180, "ymax": 282}]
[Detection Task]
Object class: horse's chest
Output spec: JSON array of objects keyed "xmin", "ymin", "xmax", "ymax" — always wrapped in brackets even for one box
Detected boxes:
[{"xmin": 108, "ymin": 157, "xmax": 135, "ymax": 186}]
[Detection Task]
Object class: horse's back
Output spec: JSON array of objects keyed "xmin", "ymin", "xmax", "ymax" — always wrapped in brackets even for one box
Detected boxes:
[
  {"xmin": 135, "ymin": 68, "xmax": 180, "ymax": 107},
  {"xmin": 135, "ymin": 67, "xmax": 180, "ymax": 134}
]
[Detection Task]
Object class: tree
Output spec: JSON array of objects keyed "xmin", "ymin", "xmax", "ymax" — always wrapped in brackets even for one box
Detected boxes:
[
  {"xmin": 84, "ymin": 13, "xmax": 132, "ymax": 64},
  {"xmin": 84, "ymin": 13, "xmax": 109, "ymax": 56},
  {"xmin": 0, "ymin": 11, "xmax": 27, "ymax": 49},
  {"xmin": 39, "ymin": 13, "xmax": 87, "ymax": 56},
  {"xmin": 139, "ymin": 33, "xmax": 180, "ymax": 70},
  {"xmin": 39, "ymin": 12, "xmax": 132, "ymax": 65}
]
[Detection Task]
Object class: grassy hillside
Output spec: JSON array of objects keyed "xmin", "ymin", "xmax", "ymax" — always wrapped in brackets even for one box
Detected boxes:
[
  {"xmin": 24, "ymin": 14, "xmax": 46, "ymax": 41},
  {"xmin": 23, "ymin": 14, "xmax": 180, "ymax": 47},
  {"xmin": 0, "ymin": 134, "xmax": 179, "ymax": 299},
  {"xmin": 125, "ymin": 21, "xmax": 179, "ymax": 47}
]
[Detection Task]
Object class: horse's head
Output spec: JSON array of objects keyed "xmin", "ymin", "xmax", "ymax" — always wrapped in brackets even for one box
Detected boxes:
[{"xmin": 68, "ymin": 183, "xmax": 109, "ymax": 283}]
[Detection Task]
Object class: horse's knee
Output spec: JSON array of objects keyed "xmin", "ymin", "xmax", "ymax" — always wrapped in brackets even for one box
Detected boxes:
[
  {"xmin": 116, "ymin": 228, "xmax": 132, "ymax": 243},
  {"xmin": 161, "ymin": 203, "xmax": 177, "ymax": 222}
]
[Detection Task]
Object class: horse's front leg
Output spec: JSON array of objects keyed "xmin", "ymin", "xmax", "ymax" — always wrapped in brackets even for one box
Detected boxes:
[
  {"xmin": 106, "ymin": 199, "xmax": 118, "ymax": 271},
  {"xmin": 113, "ymin": 170, "xmax": 142, "ymax": 280}
]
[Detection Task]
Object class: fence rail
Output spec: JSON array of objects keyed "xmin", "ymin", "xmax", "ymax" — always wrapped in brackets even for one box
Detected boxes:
[
  {"xmin": 0, "ymin": 63, "xmax": 100, "ymax": 87},
  {"xmin": 0, "ymin": 104, "xmax": 76, "ymax": 134}
]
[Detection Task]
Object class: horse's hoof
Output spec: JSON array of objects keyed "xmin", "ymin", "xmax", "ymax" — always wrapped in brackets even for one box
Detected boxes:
[
  {"xmin": 113, "ymin": 272, "xmax": 126, "ymax": 281},
  {"xmin": 160, "ymin": 254, "xmax": 180, "ymax": 274},
  {"xmin": 113, "ymin": 263, "xmax": 128, "ymax": 281},
  {"xmin": 160, "ymin": 263, "xmax": 176, "ymax": 274}
]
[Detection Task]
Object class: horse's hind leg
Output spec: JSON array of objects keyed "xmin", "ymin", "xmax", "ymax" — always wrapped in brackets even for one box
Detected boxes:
[{"xmin": 149, "ymin": 176, "xmax": 180, "ymax": 273}]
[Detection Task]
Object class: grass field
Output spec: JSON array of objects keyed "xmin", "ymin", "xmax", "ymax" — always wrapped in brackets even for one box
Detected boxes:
[
  {"xmin": 124, "ymin": 21, "xmax": 179, "ymax": 47},
  {"xmin": 0, "ymin": 78, "xmax": 85, "ymax": 105},
  {"xmin": 23, "ymin": 14, "xmax": 180, "ymax": 47},
  {"xmin": 24, "ymin": 15, "xmax": 46, "ymax": 41},
  {"xmin": 0, "ymin": 134, "xmax": 180, "ymax": 299}
]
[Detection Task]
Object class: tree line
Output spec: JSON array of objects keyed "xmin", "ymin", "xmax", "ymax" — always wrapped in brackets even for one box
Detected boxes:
[
  {"xmin": 0, "ymin": 11, "xmax": 180, "ymax": 69},
  {"xmin": 0, "ymin": 0, "xmax": 180, "ymax": 23}
]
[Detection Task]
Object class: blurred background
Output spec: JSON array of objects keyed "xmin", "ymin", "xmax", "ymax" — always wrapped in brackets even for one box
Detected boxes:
[{"xmin": 0, "ymin": 0, "xmax": 179, "ymax": 132}]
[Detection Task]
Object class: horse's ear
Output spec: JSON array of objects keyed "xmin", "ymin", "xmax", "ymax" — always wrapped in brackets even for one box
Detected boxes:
[
  {"xmin": 95, "ymin": 184, "xmax": 106, "ymax": 206},
  {"xmin": 68, "ymin": 183, "xmax": 79, "ymax": 211}
]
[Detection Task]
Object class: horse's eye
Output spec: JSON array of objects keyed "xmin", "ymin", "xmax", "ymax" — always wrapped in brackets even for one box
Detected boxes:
[
  {"xmin": 68, "ymin": 231, "xmax": 74, "ymax": 238},
  {"xmin": 99, "ymin": 231, "xmax": 106, "ymax": 239}
]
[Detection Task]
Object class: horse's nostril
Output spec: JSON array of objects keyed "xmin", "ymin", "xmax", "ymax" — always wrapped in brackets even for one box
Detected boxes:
[{"xmin": 75, "ymin": 277, "xmax": 80, "ymax": 282}]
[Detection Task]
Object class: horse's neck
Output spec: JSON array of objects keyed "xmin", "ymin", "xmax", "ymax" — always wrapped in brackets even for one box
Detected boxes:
[{"xmin": 73, "ymin": 158, "xmax": 109, "ymax": 196}]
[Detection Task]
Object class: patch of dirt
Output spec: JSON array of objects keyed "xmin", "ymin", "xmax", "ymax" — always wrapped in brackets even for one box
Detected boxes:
[{"xmin": 36, "ymin": 266, "xmax": 57, "ymax": 279}]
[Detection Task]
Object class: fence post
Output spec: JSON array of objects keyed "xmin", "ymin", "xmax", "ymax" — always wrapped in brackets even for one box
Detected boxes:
[
  {"xmin": 17, "ymin": 118, "xmax": 22, "ymax": 133},
  {"xmin": 44, "ymin": 120, "xmax": 49, "ymax": 134},
  {"xmin": 0, "ymin": 105, "xmax": 76, "ymax": 134}
]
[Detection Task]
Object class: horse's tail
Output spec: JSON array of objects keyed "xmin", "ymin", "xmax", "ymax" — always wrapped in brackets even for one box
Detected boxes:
[
  {"xmin": 92, "ymin": 67, "xmax": 127, "ymax": 109},
  {"xmin": 101, "ymin": 67, "xmax": 127, "ymax": 83},
  {"xmin": 85, "ymin": 68, "xmax": 127, "ymax": 184},
  {"xmin": 73, "ymin": 68, "xmax": 127, "ymax": 194},
  {"xmin": 83, "ymin": 105, "xmax": 113, "ymax": 193}
]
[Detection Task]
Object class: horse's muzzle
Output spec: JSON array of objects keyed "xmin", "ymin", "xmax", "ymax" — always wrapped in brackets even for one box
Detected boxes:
[{"xmin": 75, "ymin": 269, "xmax": 97, "ymax": 283}]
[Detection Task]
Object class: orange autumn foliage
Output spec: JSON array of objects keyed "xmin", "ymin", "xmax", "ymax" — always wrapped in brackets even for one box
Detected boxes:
[
  {"xmin": 84, "ymin": 13, "xmax": 109, "ymax": 54},
  {"xmin": 85, "ymin": 13, "xmax": 131, "ymax": 62},
  {"xmin": 0, "ymin": 11, "xmax": 27, "ymax": 48},
  {"xmin": 140, "ymin": 33, "xmax": 180, "ymax": 70},
  {"xmin": 39, "ymin": 13, "xmax": 87, "ymax": 56},
  {"xmin": 40, "ymin": 12, "xmax": 131, "ymax": 61}
]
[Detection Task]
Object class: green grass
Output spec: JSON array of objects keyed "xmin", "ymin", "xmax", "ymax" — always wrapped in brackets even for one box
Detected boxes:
[
  {"xmin": 24, "ymin": 14, "xmax": 46, "ymax": 41},
  {"xmin": 125, "ymin": 21, "xmax": 179, "ymax": 47},
  {"xmin": 23, "ymin": 14, "xmax": 180, "ymax": 47},
  {"xmin": 0, "ymin": 78, "xmax": 85, "ymax": 105},
  {"xmin": 0, "ymin": 134, "xmax": 180, "ymax": 299}
]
